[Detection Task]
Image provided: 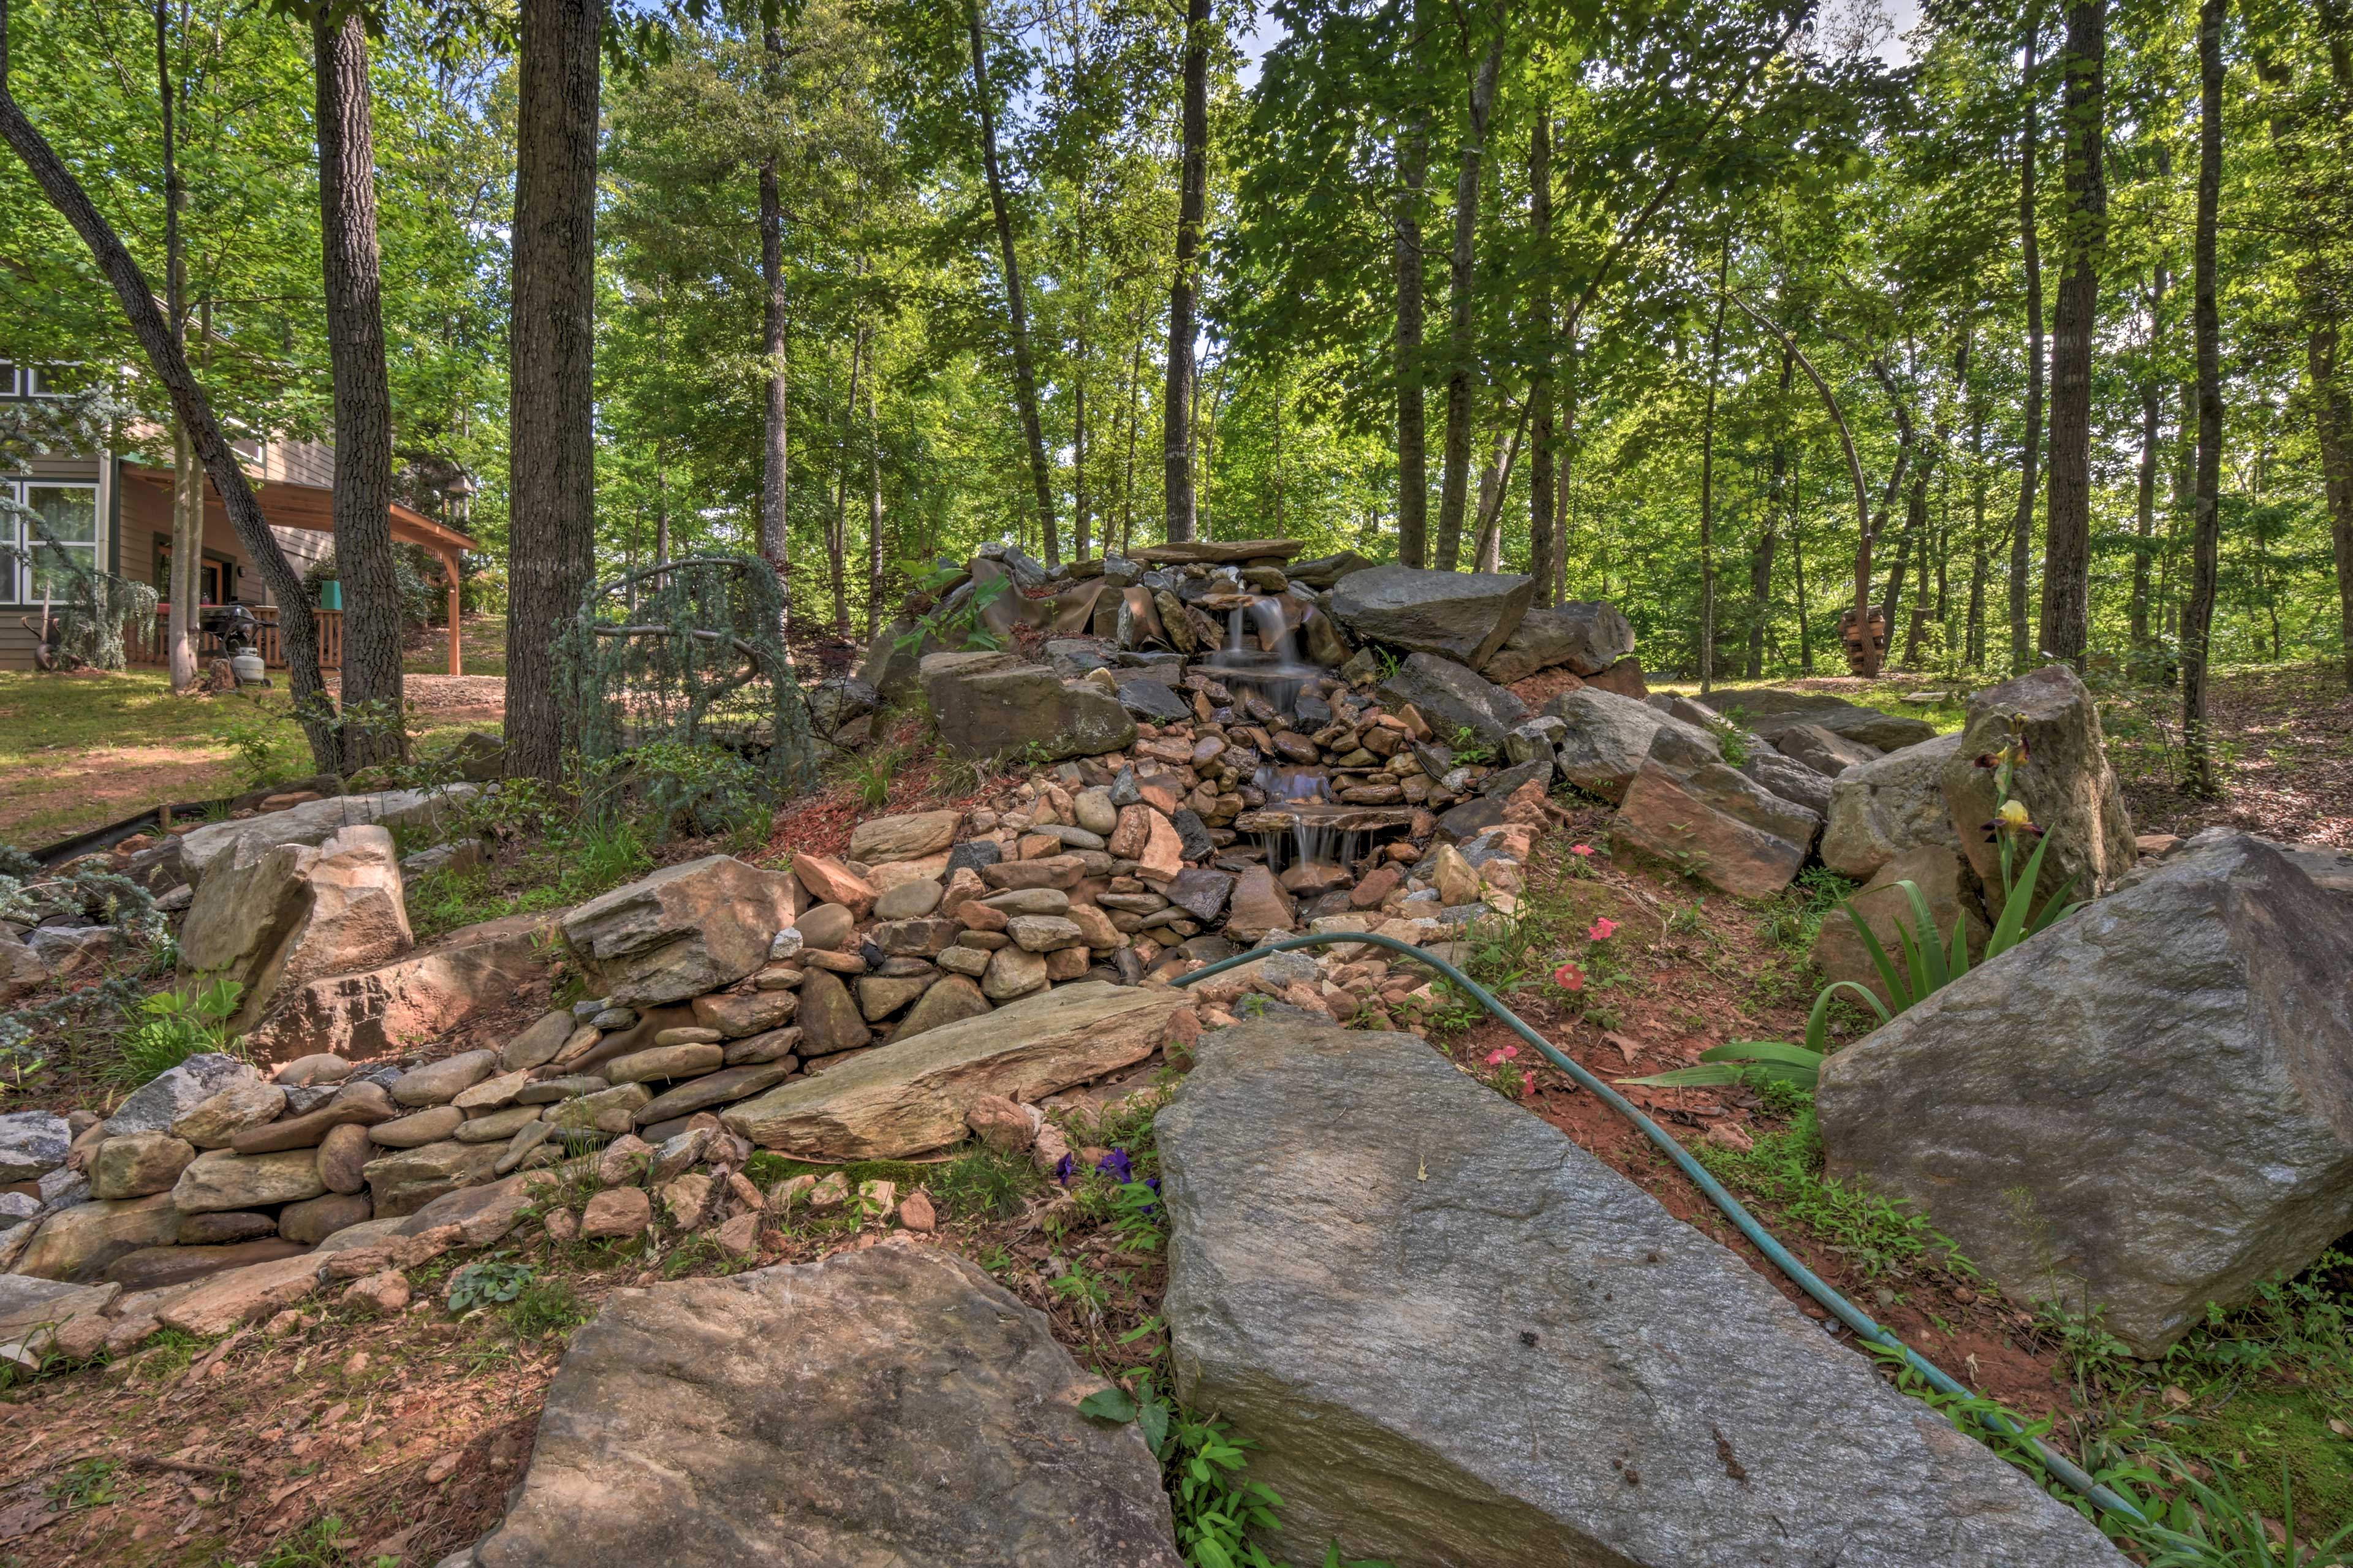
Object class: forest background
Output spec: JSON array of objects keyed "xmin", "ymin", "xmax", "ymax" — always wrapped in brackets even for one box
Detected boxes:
[{"xmin": 3, "ymin": 0, "xmax": 2348, "ymax": 727}]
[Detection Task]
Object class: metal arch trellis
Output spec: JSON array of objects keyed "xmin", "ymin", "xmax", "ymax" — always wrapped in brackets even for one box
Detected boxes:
[{"xmin": 556, "ymin": 554, "xmax": 822, "ymax": 791}]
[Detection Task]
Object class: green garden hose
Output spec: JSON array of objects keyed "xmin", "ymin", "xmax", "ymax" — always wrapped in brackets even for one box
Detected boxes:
[{"xmin": 1171, "ymin": 930, "xmax": 2172, "ymax": 1544}]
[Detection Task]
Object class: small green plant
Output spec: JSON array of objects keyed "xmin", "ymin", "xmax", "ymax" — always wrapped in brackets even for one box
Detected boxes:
[
  {"xmin": 1689, "ymin": 1110, "xmax": 1971, "ymax": 1279},
  {"xmin": 47, "ymin": 1457, "xmax": 118, "ymax": 1512},
  {"xmin": 501, "ymin": 1274, "xmax": 591, "ymax": 1341},
  {"xmin": 1080, "ymin": 1374, "xmax": 1393, "ymax": 1568},
  {"xmin": 842, "ymin": 743, "xmax": 907, "ymax": 811},
  {"xmin": 2133, "ymin": 1460, "xmax": 2353, "ymax": 1567},
  {"xmin": 931, "ymin": 1146, "xmax": 1040, "ymax": 1222},
  {"xmin": 445, "ymin": 1259, "xmax": 535, "ymax": 1312},
  {"xmin": 583, "ymin": 740, "xmax": 773, "ymax": 843},
  {"xmin": 107, "ymin": 975, "xmax": 244, "ymax": 1088},
  {"xmin": 1449, "ymin": 725, "xmax": 1495, "ymax": 767},
  {"xmin": 1705, "ymin": 715, "xmax": 1751, "ymax": 766}
]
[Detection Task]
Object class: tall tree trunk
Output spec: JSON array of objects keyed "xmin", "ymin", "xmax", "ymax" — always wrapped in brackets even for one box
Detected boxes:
[
  {"xmin": 1120, "ymin": 320, "xmax": 1145, "ymax": 557},
  {"xmin": 505, "ymin": 0, "xmax": 601, "ymax": 780},
  {"xmin": 1966, "ymin": 400, "xmax": 1990, "ymax": 667},
  {"xmin": 2040, "ymin": 0, "xmax": 2107, "ymax": 668},
  {"xmin": 2012, "ymin": 15, "xmax": 2047, "ymax": 672},
  {"xmin": 1526, "ymin": 111, "xmax": 1555, "ymax": 605},
  {"xmin": 2183, "ymin": 0, "xmax": 2226, "ymax": 793},
  {"xmin": 828, "ymin": 325, "xmax": 865, "ymax": 634},
  {"xmin": 865, "ymin": 366, "xmax": 883, "ymax": 637},
  {"xmin": 1750, "ymin": 343, "xmax": 1792, "ymax": 677},
  {"xmin": 154, "ymin": 0, "xmax": 199, "ymax": 692},
  {"xmin": 1898, "ymin": 474, "xmax": 1934, "ymax": 664},
  {"xmin": 654, "ymin": 438, "xmax": 670, "ymax": 567},
  {"xmin": 313, "ymin": 7, "xmax": 402, "ymax": 768},
  {"xmin": 966, "ymin": 0, "xmax": 1058, "ymax": 558},
  {"xmin": 0, "ymin": 1, "xmax": 332, "ymax": 766},
  {"xmin": 1160, "ymin": 0, "xmax": 1210, "ymax": 545},
  {"xmin": 2132, "ymin": 329, "xmax": 2162, "ymax": 649},
  {"xmin": 760, "ymin": 26, "xmax": 792, "ymax": 647},
  {"xmin": 1470, "ymin": 401, "xmax": 1525, "ymax": 571},
  {"xmin": 1790, "ymin": 465, "xmax": 1814, "ymax": 675},
  {"xmin": 1072, "ymin": 343, "xmax": 1089, "ymax": 559},
  {"xmin": 1434, "ymin": 28, "xmax": 1502, "ymax": 572},
  {"xmin": 1394, "ymin": 107, "xmax": 1431, "ymax": 566},
  {"xmin": 1697, "ymin": 228, "xmax": 1731, "ymax": 691}
]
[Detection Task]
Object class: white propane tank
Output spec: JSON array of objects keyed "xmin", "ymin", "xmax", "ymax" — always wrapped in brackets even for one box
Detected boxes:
[{"xmin": 232, "ymin": 648, "xmax": 267, "ymax": 686}]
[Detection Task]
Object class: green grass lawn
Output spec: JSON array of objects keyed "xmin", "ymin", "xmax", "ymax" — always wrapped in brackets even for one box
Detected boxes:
[{"xmin": 0, "ymin": 667, "xmax": 500, "ymax": 849}]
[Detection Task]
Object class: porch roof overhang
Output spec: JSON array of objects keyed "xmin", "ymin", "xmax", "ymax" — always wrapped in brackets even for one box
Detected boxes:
[{"xmin": 121, "ymin": 463, "xmax": 479, "ymax": 558}]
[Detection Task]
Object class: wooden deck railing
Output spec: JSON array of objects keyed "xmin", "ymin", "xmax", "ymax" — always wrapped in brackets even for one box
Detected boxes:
[{"xmin": 134, "ymin": 606, "xmax": 344, "ymax": 671}]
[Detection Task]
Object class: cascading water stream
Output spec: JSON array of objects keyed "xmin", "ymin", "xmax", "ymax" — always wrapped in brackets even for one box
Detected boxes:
[{"xmin": 1202, "ymin": 594, "xmax": 1325, "ymax": 718}]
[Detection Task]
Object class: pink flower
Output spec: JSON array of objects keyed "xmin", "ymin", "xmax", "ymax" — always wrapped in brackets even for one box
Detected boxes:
[
  {"xmin": 1553, "ymin": 961, "xmax": 1586, "ymax": 993},
  {"xmin": 1521, "ymin": 1069, "xmax": 1537, "ymax": 1098},
  {"xmin": 1569, "ymin": 843, "xmax": 1594, "ymax": 857},
  {"xmin": 1483, "ymin": 1045, "xmax": 1520, "ymax": 1067},
  {"xmin": 1587, "ymin": 917, "xmax": 1618, "ymax": 941}
]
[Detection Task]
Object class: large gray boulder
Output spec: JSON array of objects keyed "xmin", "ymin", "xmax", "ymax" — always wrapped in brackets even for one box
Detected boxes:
[
  {"xmin": 1819, "ymin": 732, "xmax": 1966, "ymax": 879},
  {"xmin": 1817, "ymin": 833, "xmax": 2353, "ymax": 1354},
  {"xmin": 1941, "ymin": 664, "xmax": 2137, "ymax": 898},
  {"xmin": 561, "ymin": 855, "xmax": 803, "ymax": 1007},
  {"xmin": 1159, "ymin": 1020, "xmax": 2126, "ymax": 1567},
  {"xmin": 178, "ymin": 785, "xmax": 477, "ymax": 885},
  {"xmin": 1612, "ymin": 761, "xmax": 1812, "ymax": 898},
  {"xmin": 1477, "ymin": 600, "xmax": 1637, "ymax": 684},
  {"xmin": 1377, "ymin": 651, "xmax": 1529, "ymax": 751},
  {"xmin": 1330, "ymin": 564, "xmax": 1533, "ymax": 669},
  {"xmin": 462, "ymin": 1246, "xmax": 1181, "ymax": 1568},
  {"xmin": 921, "ymin": 650, "xmax": 1138, "ymax": 761},
  {"xmin": 1542, "ymin": 686, "xmax": 1719, "ymax": 803},
  {"xmin": 1741, "ymin": 743, "xmax": 1835, "ymax": 819},
  {"xmin": 1713, "ymin": 689, "xmax": 1938, "ymax": 753}
]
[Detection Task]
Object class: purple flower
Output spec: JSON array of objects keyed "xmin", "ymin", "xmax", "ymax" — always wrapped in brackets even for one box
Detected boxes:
[
  {"xmin": 1097, "ymin": 1148, "xmax": 1135, "ymax": 1184},
  {"xmin": 1055, "ymin": 1153, "xmax": 1077, "ymax": 1186}
]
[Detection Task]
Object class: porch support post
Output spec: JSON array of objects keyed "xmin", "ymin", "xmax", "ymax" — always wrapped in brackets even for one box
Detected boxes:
[{"xmin": 442, "ymin": 549, "xmax": 462, "ymax": 676}]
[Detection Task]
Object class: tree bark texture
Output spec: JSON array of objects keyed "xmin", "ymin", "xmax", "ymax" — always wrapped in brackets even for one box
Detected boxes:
[
  {"xmin": 2012, "ymin": 17, "xmax": 2046, "ymax": 673},
  {"xmin": 313, "ymin": 8, "xmax": 403, "ymax": 768},
  {"xmin": 153, "ymin": 0, "xmax": 198, "ymax": 693},
  {"xmin": 505, "ymin": 0, "xmax": 602, "ymax": 780},
  {"xmin": 966, "ymin": 0, "xmax": 1058, "ymax": 558},
  {"xmin": 1161, "ymin": 0, "xmax": 1210, "ymax": 545},
  {"xmin": 866, "ymin": 365, "xmax": 884, "ymax": 637},
  {"xmin": 1526, "ymin": 112, "xmax": 1555, "ymax": 605},
  {"xmin": 2183, "ymin": 0, "xmax": 2226, "ymax": 792},
  {"xmin": 2040, "ymin": 0, "xmax": 2107, "ymax": 669},
  {"xmin": 1749, "ymin": 343, "xmax": 1792, "ymax": 678},
  {"xmin": 1434, "ymin": 28, "xmax": 1502, "ymax": 572},
  {"xmin": 1697, "ymin": 229, "xmax": 1730, "ymax": 690},
  {"xmin": 760, "ymin": 25, "xmax": 792, "ymax": 645},
  {"xmin": 1394, "ymin": 109, "xmax": 1430, "ymax": 567}
]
